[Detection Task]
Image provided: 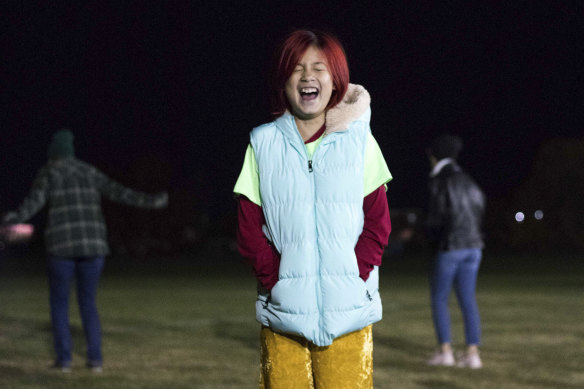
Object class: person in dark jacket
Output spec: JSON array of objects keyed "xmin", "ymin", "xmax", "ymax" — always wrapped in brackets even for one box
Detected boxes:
[
  {"xmin": 2, "ymin": 129, "xmax": 168, "ymax": 372},
  {"xmin": 424, "ymin": 134, "xmax": 486, "ymax": 369}
]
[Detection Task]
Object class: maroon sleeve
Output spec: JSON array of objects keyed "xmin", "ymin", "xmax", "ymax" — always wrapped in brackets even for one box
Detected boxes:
[
  {"xmin": 236, "ymin": 196, "xmax": 280, "ymax": 290},
  {"xmin": 355, "ymin": 185, "xmax": 392, "ymax": 281}
]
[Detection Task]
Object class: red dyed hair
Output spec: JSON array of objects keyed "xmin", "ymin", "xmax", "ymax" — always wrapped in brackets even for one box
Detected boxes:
[{"xmin": 271, "ymin": 30, "xmax": 350, "ymax": 117}]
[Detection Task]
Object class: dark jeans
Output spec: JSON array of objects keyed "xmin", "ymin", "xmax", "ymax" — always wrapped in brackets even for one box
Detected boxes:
[
  {"xmin": 430, "ymin": 248, "xmax": 482, "ymax": 345},
  {"xmin": 48, "ymin": 256, "xmax": 104, "ymax": 365}
]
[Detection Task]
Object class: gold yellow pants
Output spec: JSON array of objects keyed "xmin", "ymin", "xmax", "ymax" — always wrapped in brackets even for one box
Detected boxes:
[{"xmin": 259, "ymin": 325, "xmax": 373, "ymax": 389}]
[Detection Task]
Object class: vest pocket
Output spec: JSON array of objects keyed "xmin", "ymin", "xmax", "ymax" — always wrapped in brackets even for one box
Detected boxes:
[
  {"xmin": 255, "ymin": 296, "xmax": 270, "ymax": 326},
  {"xmin": 266, "ymin": 278, "xmax": 319, "ymax": 314}
]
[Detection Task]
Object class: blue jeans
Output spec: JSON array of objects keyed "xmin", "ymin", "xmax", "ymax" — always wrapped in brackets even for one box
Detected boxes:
[
  {"xmin": 48, "ymin": 256, "xmax": 105, "ymax": 365},
  {"xmin": 430, "ymin": 248, "xmax": 482, "ymax": 345}
]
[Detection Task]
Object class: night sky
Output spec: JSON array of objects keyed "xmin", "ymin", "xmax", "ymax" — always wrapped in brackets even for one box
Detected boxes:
[{"xmin": 2, "ymin": 2, "xmax": 583, "ymax": 220}]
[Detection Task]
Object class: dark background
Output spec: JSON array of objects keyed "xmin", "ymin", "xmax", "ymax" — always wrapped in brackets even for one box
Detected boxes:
[{"xmin": 2, "ymin": 1, "xmax": 583, "ymax": 254}]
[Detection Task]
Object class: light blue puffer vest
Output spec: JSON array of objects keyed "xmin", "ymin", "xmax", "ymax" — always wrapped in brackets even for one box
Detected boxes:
[{"xmin": 250, "ymin": 85, "xmax": 382, "ymax": 346}]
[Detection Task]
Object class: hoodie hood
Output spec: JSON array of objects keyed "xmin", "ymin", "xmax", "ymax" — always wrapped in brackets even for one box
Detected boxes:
[{"xmin": 48, "ymin": 129, "xmax": 75, "ymax": 159}]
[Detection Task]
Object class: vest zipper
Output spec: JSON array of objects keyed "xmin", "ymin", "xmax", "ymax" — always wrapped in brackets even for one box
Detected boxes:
[
  {"xmin": 307, "ymin": 151, "xmax": 324, "ymax": 344},
  {"xmin": 310, "ymin": 166, "xmax": 323, "ymax": 343}
]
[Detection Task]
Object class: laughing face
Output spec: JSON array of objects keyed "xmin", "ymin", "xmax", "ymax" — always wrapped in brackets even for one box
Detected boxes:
[{"xmin": 285, "ymin": 45, "xmax": 335, "ymax": 121}]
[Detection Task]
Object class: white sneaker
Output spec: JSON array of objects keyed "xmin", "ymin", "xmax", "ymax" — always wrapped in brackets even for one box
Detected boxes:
[
  {"xmin": 456, "ymin": 352, "xmax": 483, "ymax": 369},
  {"xmin": 426, "ymin": 350, "xmax": 455, "ymax": 366},
  {"xmin": 50, "ymin": 362, "xmax": 72, "ymax": 373}
]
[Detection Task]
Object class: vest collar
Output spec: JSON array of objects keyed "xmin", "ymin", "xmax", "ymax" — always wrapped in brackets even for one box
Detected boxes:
[{"xmin": 430, "ymin": 158, "xmax": 457, "ymax": 177}]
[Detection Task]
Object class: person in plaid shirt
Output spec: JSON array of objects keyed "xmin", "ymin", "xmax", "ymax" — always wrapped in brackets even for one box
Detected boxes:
[{"xmin": 2, "ymin": 129, "xmax": 168, "ymax": 372}]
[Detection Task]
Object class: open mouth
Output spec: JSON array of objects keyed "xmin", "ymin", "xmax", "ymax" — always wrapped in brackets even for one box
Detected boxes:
[{"xmin": 300, "ymin": 87, "xmax": 319, "ymax": 101}]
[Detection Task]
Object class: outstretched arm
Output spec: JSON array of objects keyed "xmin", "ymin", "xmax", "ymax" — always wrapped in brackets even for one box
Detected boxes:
[
  {"xmin": 94, "ymin": 169, "xmax": 168, "ymax": 209},
  {"xmin": 2, "ymin": 168, "xmax": 49, "ymax": 224}
]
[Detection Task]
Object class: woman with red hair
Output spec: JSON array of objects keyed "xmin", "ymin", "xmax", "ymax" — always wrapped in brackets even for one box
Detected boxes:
[{"xmin": 234, "ymin": 30, "xmax": 392, "ymax": 388}]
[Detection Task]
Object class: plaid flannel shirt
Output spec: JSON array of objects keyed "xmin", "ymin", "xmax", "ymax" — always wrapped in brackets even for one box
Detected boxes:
[{"xmin": 4, "ymin": 157, "xmax": 167, "ymax": 257}]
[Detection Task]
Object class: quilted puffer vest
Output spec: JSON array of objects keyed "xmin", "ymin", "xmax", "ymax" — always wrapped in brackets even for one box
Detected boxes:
[{"xmin": 250, "ymin": 101, "xmax": 382, "ymax": 346}]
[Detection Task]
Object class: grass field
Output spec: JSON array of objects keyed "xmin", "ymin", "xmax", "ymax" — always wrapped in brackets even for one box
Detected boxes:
[{"xmin": 1, "ymin": 250, "xmax": 583, "ymax": 388}]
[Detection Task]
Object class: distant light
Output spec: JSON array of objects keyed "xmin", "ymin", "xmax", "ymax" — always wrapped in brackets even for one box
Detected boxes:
[
  {"xmin": 515, "ymin": 212, "xmax": 525, "ymax": 223},
  {"xmin": 534, "ymin": 210, "xmax": 544, "ymax": 220},
  {"xmin": 407, "ymin": 212, "xmax": 417, "ymax": 224}
]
